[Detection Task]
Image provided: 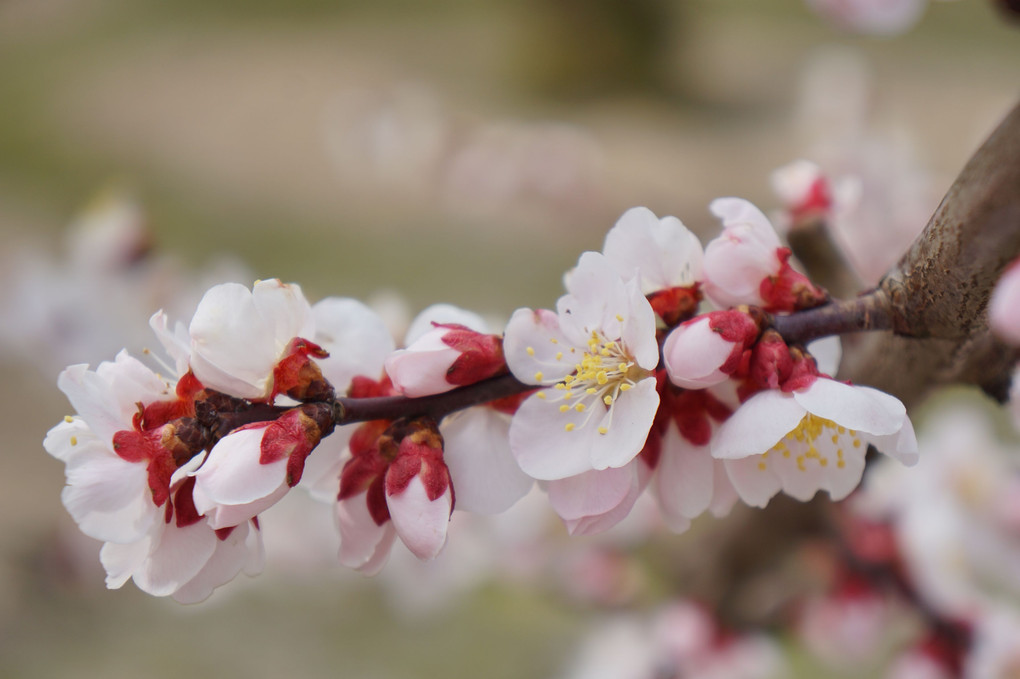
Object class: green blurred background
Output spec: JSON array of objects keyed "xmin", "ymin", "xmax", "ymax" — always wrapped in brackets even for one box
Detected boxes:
[{"xmin": 1, "ymin": 1, "xmax": 1017, "ymax": 676}]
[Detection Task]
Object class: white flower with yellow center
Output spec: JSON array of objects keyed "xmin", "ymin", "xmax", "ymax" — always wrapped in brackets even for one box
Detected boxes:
[
  {"xmin": 504, "ymin": 252, "xmax": 660, "ymax": 480},
  {"xmin": 712, "ymin": 378, "xmax": 918, "ymax": 507}
]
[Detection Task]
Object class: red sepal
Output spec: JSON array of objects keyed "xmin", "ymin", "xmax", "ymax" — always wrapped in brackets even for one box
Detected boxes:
[
  {"xmin": 647, "ymin": 285, "xmax": 702, "ymax": 327},
  {"xmin": 112, "ymin": 428, "xmax": 177, "ymax": 507},
  {"xmin": 760, "ymin": 248, "xmax": 828, "ymax": 313},
  {"xmin": 438, "ymin": 324, "xmax": 508, "ymax": 387},
  {"xmin": 171, "ymin": 476, "xmax": 203, "ymax": 528},
  {"xmin": 271, "ymin": 337, "xmax": 333, "ymax": 402}
]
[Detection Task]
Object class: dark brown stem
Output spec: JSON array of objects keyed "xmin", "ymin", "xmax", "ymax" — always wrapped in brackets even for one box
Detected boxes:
[
  {"xmin": 334, "ymin": 373, "xmax": 532, "ymax": 425},
  {"xmin": 768, "ymin": 291, "xmax": 893, "ymax": 346}
]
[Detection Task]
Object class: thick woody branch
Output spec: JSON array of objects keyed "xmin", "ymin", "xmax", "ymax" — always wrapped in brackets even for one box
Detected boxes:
[
  {"xmin": 842, "ymin": 100, "xmax": 1020, "ymax": 405},
  {"xmin": 768, "ymin": 292, "xmax": 892, "ymax": 346}
]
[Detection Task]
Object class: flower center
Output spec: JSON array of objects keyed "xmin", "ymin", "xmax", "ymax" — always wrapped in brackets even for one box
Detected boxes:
[
  {"xmin": 531, "ymin": 330, "xmax": 648, "ymax": 435},
  {"xmin": 756, "ymin": 413, "xmax": 864, "ymax": 472}
]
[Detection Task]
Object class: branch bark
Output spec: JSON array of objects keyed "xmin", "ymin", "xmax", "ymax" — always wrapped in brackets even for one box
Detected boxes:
[{"xmin": 841, "ymin": 100, "xmax": 1020, "ymax": 405}]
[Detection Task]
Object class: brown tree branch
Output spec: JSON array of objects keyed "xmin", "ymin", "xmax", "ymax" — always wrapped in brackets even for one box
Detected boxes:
[{"xmin": 840, "ymin": 99, "xmax": 1020, "ymax": 405}]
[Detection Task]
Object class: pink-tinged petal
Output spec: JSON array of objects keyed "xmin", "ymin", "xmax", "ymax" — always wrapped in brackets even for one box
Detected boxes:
[
  {"xmin": 703, "ymin": 198, "xmax": 783, "ymax": 308},
  {"xmin": 654, "ymin": 426, "xmax": 715, "ymax": 529},
  {"xmin": 251, "ymin": 279, "xmax": 315, "ymax": 349},
  {"xmin": 548, "ymin": 463, "xmax": 642, "ymax": 536},
  {"xmin": 620, "ymin": 277, "xmax": 660, "ymax": 370},
  {"xmin": 313, "ymin": 297, "xmax": 395, "ymax": 391},
  {"xmin": 712, "ymin": 391, "xmax": 806, "ymax": 460},
  {"xmin": 441, "ymin": 408, "xmax": 532, "ymax": 514},
  {"xmin": 191, "ymin": 427, "xmax": 290, "ymax": 529},
  {"xmin": 603, "ymin": 207, "xmax": 704, "ymax": 293},
  {"xmin": 557, "ymin": 252, "xmax": 631, "ymax": 346},
  {"xmin": 503, "ymin": 307, "xmax": 574, "ymax": 385},
  {"xmin": 793, "ymin": 380, "xmax": 905, "ymax": 436},
  {"xmin": 128, "ymin": 522, "xmax": 219, "ymax": 597},
  {"xmin": 189, "ymin": 283, "xmax": 276, "ymax": 398},
  {"xmin": 171, "ymin": 522, "xmax": 263, "ymax": 604},
  {"xmin": 709, "ymin": 198, "xmax": 782, "ymax": 251},
  {"xmin": 724, "ymin": 457, "xmax": 782, "ymax": 508},
  {"xmin": 663, "ymin": 318, "xmax": 737, "ymax": 389},
  {"xmin": 387, "ymin": 475, "xmax": 452, "ymax": 560},
  {"xmin": 990, "ymin": 261, "xmax": 1020, "ymax": 345},
  {"xmin": 867, "ymin": 415, "xmax": 919, "ymax": 466},
  {"xmin": 384, "ymin": 332, "xmax": 461, "ymax": 397},
  {"xmin": 336, "ymin": 491, "xmax": 396, "ymax": 574},
  {"xmin": 405, "ymin": 303, "xmax": 489, "ymax": 342}
]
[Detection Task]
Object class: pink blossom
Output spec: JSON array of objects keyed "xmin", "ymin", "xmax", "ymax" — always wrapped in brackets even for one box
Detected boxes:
[
  {"xmin": 806, "ymin": 0, "xmax": 928, "ymax": 36},
  {"xmin": 989, "ymin": 259, "xmax": 1020, "ymax": 345},
  {"xmin": 601, "ymin": 206, "xmax": 703, "ymax": 294},
  {"xmin": 385, "ymin": 322, "xmax": 504, "ymax": 397},
  {"xmin": 503, "ymin": 251, "xmax": 660, "ymax": 480}
]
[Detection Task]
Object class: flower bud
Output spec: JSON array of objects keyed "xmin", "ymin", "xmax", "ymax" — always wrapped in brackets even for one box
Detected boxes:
[
  {"xmin": 385, "ymin": 323, "xmax": 505, "ymax": 397},
  {"xmin": 663, "ymin": 310, "xmax": 759, "ymax": 389}
]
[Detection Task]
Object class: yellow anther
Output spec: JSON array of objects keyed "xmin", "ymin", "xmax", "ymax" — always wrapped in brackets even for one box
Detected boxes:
[
  {"xmin": 620, "ymin": 384, "xmax": 632, "ymax": 392},
  {"xmin": 820, "ymin": 458, "xmax": 828, "ymax": 467},
  {"xmin": 575, "ymin": 404, "xmax": 586, "ymax": 412},
  {"xmin": 618, "ymin": 363, "xmax": 628, "ymax": 372},
  {"xmin": 782, "ymin": 450, "xmax": 791, "ymax": 458},
  {"xmin": 853, "ymin": 439, "xmax": 862, "ymax": 448},
  {"xmin": 849, "ymin": 429, "xmax": 856, "ymax": 436},
  {"xmin": 831, "ymin": 435, "xmax": 839, "ymax": 444},
  {"xmin": 556, "ymin": 352, "xmax": 563, "ymax": 361},
  {"xmin": 64, "ymin": 415, "xmax": 74, "ymax": 424},
  {"xmin": 796, "ymin": 456, "xmax": 806, "ymax": 471},
  {"xmin": 758, "ymin": 462, "xmax": 767, "ymax": 471},
  {"xmin": 565, "ymin": 423, "xmax": 575, "ymax": 432},
  {"xmin": 762, "ymin": 451, "xmax": 769, "ymax": 459},
  {"xmin": 534, "ymin": 371, "xmax": 544, "ymax": 382},
  {"xmin": 596, "ymin": 371, "xmax": 609, "ymax": 385},
  {"xmin": 70, "ymin": 436, "xmax": 78, "ymax": 446},
  {"xmin": 603, "ymin": 395, "xmax": 613, "ymax": 406},
  {"xmin": 560, "ymin": 405, "xmax": 570, "ymax": 413},
  {"xmin": 838, "ymin": 426, "xmax": 846, "ymax": 434},
  {"xmin": 550, "ymin": 337, "xmax": 558, "ymax": 344},
  {"xmin": 837, "ymin": 460, "xmax": 846, "ymax": 469},
  {"xmin": 555, "ymin": 383, "xmax": 566, "ymax": 390},
  {"xmin": 837, "ymin": 449, "xmax": 844, "ymax": 458},
  {"xmin": 536, "ymin": 392, "xmax": 547, "ymax": 399},
  {"xmin": 586, "ymin": 388, "xmax": 597, "ymax": 395},
  {"xmin": 598, "ymin": 426, "xmax": 608, "ymax": 435},
  {"xmin": 615, "ymin": 314, "xmax": 624, "ymax": 322},
  {"xmin": 526, "ymin": 347, "xmax": 535, "ymax": 356}
]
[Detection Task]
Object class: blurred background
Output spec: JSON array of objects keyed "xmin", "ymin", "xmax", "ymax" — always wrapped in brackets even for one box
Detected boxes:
[{"xmin": 1, "ymin": 0, "xmax": 1018, "ymax": 677}]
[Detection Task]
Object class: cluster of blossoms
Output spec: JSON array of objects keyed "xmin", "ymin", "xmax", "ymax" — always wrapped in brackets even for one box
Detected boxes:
[{"xmin": 45, "ymin": 197, "xmax": 918, "ymax": 602}]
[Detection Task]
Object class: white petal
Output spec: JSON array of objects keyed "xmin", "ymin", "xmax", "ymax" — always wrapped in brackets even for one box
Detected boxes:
[
  {"xmin": 62, "ymin": 450, "xmax": 158, "ymax": 543},
  {"xmin": 299, "ymin": 427, "xmax": 353, "ymax": 502},
  {"xmin": 441, "ymin": 408, "xmax": 532, "ymax": 514},
  {"xmin": 313, "ymin": 297, "xmax": 395, "ymax": 391},
  {"xmin": 588, "ymin": 377, "xmax": 659, "ymax": 470},
  {"xmin": 384, "ymin": 333, "xmax": 460, "ymax": 397},
  {"xmin": 43, "ymin": 417, "xmax": 92, "ymax": 463},
  {"xmin": 867, "ymin": 414, "xmax": 919, "ymax": 466},
  {"xmin": 807, "ymin": 336, "xmax": 842, "ymax": 377},
  {"xmin": 405, "ymin": 303, "xmax": 488, "ymax": 343},
  {"xmin": 709, "ymin": 198, "xmax": 782, "ymax": 251},
  {"xmin": 131, "ymin": 522, "xmax": 219, "ymax": 597},
  {"xmin": 149, "ymin": 310, "xmax": 192, "ymax": 376},
  {"xmin": 654, "ymin": 426, "xmax": 715, "ymax": 527},
  {"xmin": 793, "ymin": 380, "xmax": 905, "ymax": 436},
  {"xmin": 510, "ymin": 391, "xmax": 597, "ymax": 480},
  {"xmin": 557, "ymin": 252, "xmax": 630, "ymax": 346},
  {"xmin": 663, "ymin": 318, "xmax": 735, "ymax": 389},
  {"xmin": 189, "ymin": 283, "xmax": 275, "ymax": 398},
  {"xmin": 620, "ymin": 276, "xmax": 660, "ymax": 370},
  {"xmin": 172, "ymin": 522, "xmax": 260, "ymax": 604},
  {"xmin": 251, "ymin": 279, "xmax": 315, "ymax": 351},
  {"xmin": 503, "ymin": 307, "xmax": 575, "ymax": 385},
  {"xmin": 336, "ymin": 491, "xmax": 396, "ymax": 574},
  {"xmin": 191, "ymin": 427, "xmax": 290, "ymax": 528},
  {"xmin": 387, "ymin": 476, "xmax": 452, "ymax": 561},
  {"xmin": 724, "ymin": 457, "xmax": 782, "ymax": 508},
  {"xmin": 100, "ymin": 537, "xmax": 152, "ymax": 590},
  {"xmin": 712, "ymin": 391, "xmax": 806, "ymax": 460},
  {"xmin": 603, "ymin": 207, "xmax": 703, "ymax": 292}
]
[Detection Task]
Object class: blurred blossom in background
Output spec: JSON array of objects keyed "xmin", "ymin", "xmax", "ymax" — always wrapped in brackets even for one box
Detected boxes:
[{"xmin": 1, "ymin": 0, "xmax": 1019, "ymax": 677}]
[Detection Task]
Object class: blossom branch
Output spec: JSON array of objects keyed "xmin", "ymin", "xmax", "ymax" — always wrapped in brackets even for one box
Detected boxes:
[
  {"xmin": 334, "ymin": 372, "xmax": 531, "ymax": 425},
  {"xmin": 767, "ymin": 291, "xmax": 893, "ymax": 346}
]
